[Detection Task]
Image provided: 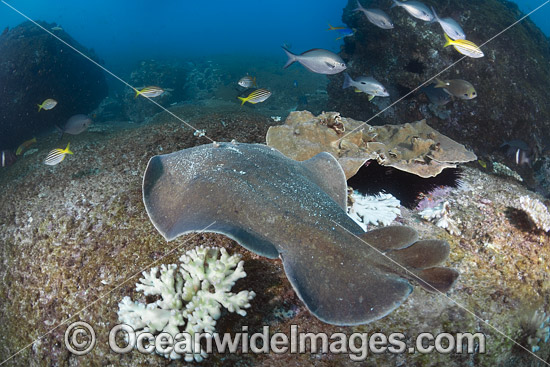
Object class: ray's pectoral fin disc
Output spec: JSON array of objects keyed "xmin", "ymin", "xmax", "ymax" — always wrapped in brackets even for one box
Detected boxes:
[
  {"xmin": 280, "ymin": 248, "xmax": 414, "ymax": 326},
  {"xmin": 142, "ymin": 152, "xmax": 279, "ymax": 258}
]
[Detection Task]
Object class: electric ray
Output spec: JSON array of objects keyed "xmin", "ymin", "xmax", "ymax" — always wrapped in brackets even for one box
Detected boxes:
[{"xmin": 143, "ymin": 142, "xmax": 459, "ymax": 325}]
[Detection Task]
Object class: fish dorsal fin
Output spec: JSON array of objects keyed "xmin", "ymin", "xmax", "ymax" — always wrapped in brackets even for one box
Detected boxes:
[{"xmin": 300, "ymin": 152, "xmax": 348, "ymax": 210}]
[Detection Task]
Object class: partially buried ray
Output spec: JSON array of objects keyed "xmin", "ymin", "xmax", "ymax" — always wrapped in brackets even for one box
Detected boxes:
[{"xmin": 143, "ymin": 142, "xmax": 459, "ymax": 325}]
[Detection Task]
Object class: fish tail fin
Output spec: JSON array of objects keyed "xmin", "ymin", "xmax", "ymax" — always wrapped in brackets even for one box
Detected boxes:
[
  {"xmin": 443, "ymin": 33, "xmax": 452, "ymax": 47},
  {"xmin": 354, "ymin": 0, "xmax": 364, "ymax": 12},
  {"xmin": 238, "ymin": 96, "xmax": 247, "ymax": 106},
  {"xmin": 64, "ymin": 142, "xmax": 73, "ymax": 155},
  {"xmin": 387, "ymin": 239, "xmax": 459, "ymax": 293},
  {"xmin": 430, "ymin": 6, "xmax": 439, "ymax": 23},
  {"xmin": 327, "ymin": 23, "xmax": 335, "ymax": 30},
  {"xmin": 37, "ymin": 103, "xmax": 43, "ymax": 112},
  {"xmin": 55, "ymin": 125, "xmax": 64, "ymax": 141},
  {"xmin": 282, "ymin": 47, "xmax": 297, "ymax": 69},
  {"xmin": 433, "ymin": 78, "xmax": 447, "ymax": 88},
  {"xmin": 134, "ymin": 89, "xmax": 140, "ymax": 98},
  {"xmin": 390, "ymin": 0, "xmax": 399, "ymax": 9},
  {"xmin": 342, "ymin": 72, "xmax": 354, "ymax": 89}
]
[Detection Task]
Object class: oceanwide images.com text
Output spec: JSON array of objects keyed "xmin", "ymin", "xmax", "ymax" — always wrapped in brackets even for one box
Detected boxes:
[{"xmin": 68, "ymin": 322, "xmax": 486, "ymax": 361}]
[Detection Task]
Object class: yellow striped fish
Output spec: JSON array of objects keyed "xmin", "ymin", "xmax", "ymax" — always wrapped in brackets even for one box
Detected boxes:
[
  {"xmin": 238, "ymin": 89, "xmax": 272, "ymax": 105},
  {"xmin": 443, "ymin": 33, "xmax": 484, "ymax": 58},
  {"xmin": 44, "ymin": 142, "xmax": 73, "ymax": 166},
  {"xmin": 37, "ymin": 98, "xmax": 57, "ymax": 111},
  {"xmin": 134, "ymin": 86, "xmax": 165, "ymax": 98}
]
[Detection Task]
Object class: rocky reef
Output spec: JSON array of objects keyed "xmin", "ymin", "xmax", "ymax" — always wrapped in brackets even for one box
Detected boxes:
[
  {"xmin": 328, "ymin": 0, "xmax": 550, "ymax": 156},
  {"xmin": 0, "ymin": 106, "xmax": 549, "ymax": 366},
  {"xmin": 0, "ymin": 21, "xmax": 108, "ymax": 150}
]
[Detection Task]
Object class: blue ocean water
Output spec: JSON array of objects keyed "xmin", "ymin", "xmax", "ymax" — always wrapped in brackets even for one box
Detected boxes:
[
  {"xmin": 1, "ymin": 0, "xmax": 351, "ymax": 73},
  {"xmin": 0, "ymin": 0, "xmax": 545, "ymax": 73}
]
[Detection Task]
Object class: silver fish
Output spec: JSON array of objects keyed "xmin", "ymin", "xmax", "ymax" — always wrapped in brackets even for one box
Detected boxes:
[
  {"xmin": 343, "ymin": 73, "xmax": 389, "ymax": 100},
  {"xmin": 431, "ymin": 6, "xmax": 465, "ymax": 40},
  {"xmin": 355, "ymin": 1, "xmax": 394, "ymax": 29},
  {"xmin": 391, "ymin": 0, "xmax": 434, "ymax": 22},
  {"xmin": 282, "ymin": 47, "xmax": 346, "ymax": 75},
  {"xmin": 58, "ymin": 114, "xmax": 92, "ymax": 136},
  {"xmin": 142, "ymin": 142, "xmax": 458, "ymax": 325},
  {"xmin": 238, "ymin": 76, "xmax": 256, "ymax": 88}
]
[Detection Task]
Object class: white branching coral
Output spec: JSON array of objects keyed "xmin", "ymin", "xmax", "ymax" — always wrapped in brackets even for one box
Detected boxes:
[
  {"xmin": 419, "ymin": 201, "xmax": 461, "ymax": 236},
  {"xmin": 117, "ymin": 246, "xmax": 256, "ymax": 362},
  {"xmin": 347, "ymin": 191, "xmax": 401, "ymax": 231},
  {"xmin": 519, "ymin": 195, "xmax": 550, "ymax": 232}
]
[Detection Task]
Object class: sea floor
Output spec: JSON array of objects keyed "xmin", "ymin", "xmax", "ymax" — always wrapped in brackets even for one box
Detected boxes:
[{"xmin": 0, "ymin": 96, "xmax": 549, "ymax": 366}]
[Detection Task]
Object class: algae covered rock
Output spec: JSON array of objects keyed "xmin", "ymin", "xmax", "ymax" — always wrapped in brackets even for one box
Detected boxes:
[
  {"xmin": 328, "ymin": 0, "xmax": 550, "ymax": 154},
  {"xmin": 266, "ymin": 110, "xmax": 476, "ymax": 179},
  {"xmin": 0, "ymin": 21, "xmax": 108, "ymax": 150}
]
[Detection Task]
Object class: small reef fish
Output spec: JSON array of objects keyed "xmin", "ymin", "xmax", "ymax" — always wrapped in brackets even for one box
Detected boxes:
[
  {"xmin": 1, "ymin": 150, "xmax": 16, "ymax": 167},
  {"xmin": 421, "ymin": 84, "xmax": 451, "ymax": 105},
  {"xmin": 51, "ymin": 26, "xmax": 63, "ymax": 31},
  {"xmin": 354, "ymin": 1, "xmax": 394, "ymax": 29},
  {"xmin": 142, "ymin": 142, "xmax": 459, "ymax": 325},
  {"xmin": 443, "ymin": 33, "xmax": 484, "ymax": 58},
  {"xmin": 501, "ymin": 140, "xmax": 534, "ymax": 166},
  {"xmin": 434, "ymin": 78, "xmax": 477, "ymax": 99},
  {"xmin": 44, "ymin": 142, "xmax": 73, "ymax": 166},
  {"xmin": 238, "ymin": 76, "xmax": 257, "ymax": 88},
  {"xmin": 515, "ymin": 148, "xmax": 531, "ymax": 166},
  {"xmin": 134, "ymin": 86, "xmax": 165, "ymax": 98},
  {"xmin": 327, "ymin": 24, "xmax": 356, "ymax": 40},
  {"xmin": 16, "ymin": 137, "xmax": 37, "ymax": 156},
  {"xmin": 238, "ymin": 89, "xmax": 272, "ymax": 105},
  {"xmin": 343, "ymin": 73, "xmax": 389, "ymax": 101},
  {"xmin": 57, "ymin": 114, "xmax": 93, "ymax": 137},
  {"xmin": 282, "ymin": 47, "xmax": 346, "ymax": 75},
  {"xmin": 37, "ymin": 98, "xmax": 57, "ymax": 111},
  {"xmin": 478, "ymin": 159, "xmax": 487, "ymax": 169},
  {"xmin": 391, "ymin": 0, "xmax": 434, "ymax": 22},
  {"xmin": 430, "ymin": 6, "xmax": 465, "ymax": 40}
]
